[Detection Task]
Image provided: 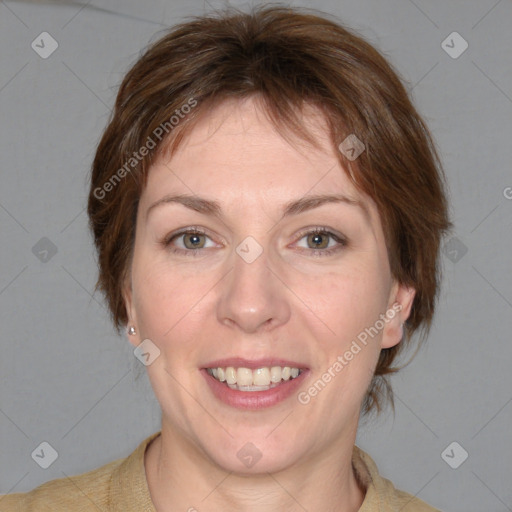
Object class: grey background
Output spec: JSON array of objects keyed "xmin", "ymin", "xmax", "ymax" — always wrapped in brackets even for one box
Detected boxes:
[{"xmin": 0, "ymin": 0, "xmax": 511, "ymax": 511}]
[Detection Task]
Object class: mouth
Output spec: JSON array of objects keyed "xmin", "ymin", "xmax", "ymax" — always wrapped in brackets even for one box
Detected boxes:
[
  {"xmin": 205, "ymin": 365, "xmax": 304, "ymax": 392},
  {"xmin": 201, "ymin": 359, "xmax": 309, "ymax": 409}
]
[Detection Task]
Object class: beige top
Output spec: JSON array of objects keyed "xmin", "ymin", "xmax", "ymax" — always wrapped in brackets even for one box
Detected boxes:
[{"xmin": 0, "ymin": 431, "xmax": 440, "ymax": 511}]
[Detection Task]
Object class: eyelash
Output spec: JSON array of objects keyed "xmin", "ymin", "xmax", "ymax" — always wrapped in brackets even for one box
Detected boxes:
[{"xmin": 161, "ymin": 226, "xmax": 347, "ymax": 257}]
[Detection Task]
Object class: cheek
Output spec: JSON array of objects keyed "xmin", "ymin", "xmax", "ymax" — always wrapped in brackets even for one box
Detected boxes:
[
  {"xmin": 301, "ymin": 259, "xmax": 390, "ymax": 339},
  {"xmin": 132, "ymin": 258, "xmax": 183, "ymax": 334},
  {"xmin": 131, "ymin": 257, "xmax": 218, "ymax": 351},
  {"xmin": 305, "ymin": 270, "xmax": 385, "ymax": 403}
]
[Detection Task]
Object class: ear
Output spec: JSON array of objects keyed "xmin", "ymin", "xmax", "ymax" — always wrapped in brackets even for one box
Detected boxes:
[
  {"xmin": 122, "ymin": 274, "xmax": 139, "ymax": 348},
  {"xmin": 381, "ymin": 281, "xmax": 416, "ymax": 349}
]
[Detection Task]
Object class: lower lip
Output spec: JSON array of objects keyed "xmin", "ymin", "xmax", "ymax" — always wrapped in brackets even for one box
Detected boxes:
[{"xmin": 201, "ymin": 369, "xmax": 308, "ymax": 410}]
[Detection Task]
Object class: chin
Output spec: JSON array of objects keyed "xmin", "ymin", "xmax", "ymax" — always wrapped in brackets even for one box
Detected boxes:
[{"xmin": 207, "ymin": 442, "xmax": 301, "ymax": 475}]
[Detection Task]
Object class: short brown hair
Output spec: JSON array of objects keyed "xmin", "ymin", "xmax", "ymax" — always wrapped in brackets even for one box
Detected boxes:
[{"xmin": 87, "ymin": 5, "xmax": 452, "ymax": 415}]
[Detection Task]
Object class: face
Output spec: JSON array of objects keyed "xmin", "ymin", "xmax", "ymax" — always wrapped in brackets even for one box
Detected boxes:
[{"xmin": 123, "ymin": 97, "xmax": 415, "ymax": 474}]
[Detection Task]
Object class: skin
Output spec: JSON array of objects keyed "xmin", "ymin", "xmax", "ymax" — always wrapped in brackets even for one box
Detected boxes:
[{"xmin": 123, "ymin": 96, "xmax": 415, "ymax": 512}]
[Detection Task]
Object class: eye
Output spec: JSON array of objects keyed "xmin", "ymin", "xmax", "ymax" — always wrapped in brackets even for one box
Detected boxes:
[
  {"xmin": 161, "ymin": 226, "xmax": 347, "ymax": 257},
  {"xmin": 162, "ymin": 227, "xmax": 217, "ymax": 256},
  {"xmin": 294, "ymin": 227, "xmax": 347, "ymax": 256}
]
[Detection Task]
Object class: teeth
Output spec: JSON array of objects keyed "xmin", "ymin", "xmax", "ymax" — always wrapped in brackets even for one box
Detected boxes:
[
  {"xmin": 270, "ymin": 366, "xmax": 281, "ymax": 383},
  {"xmin": 237, "ymin": 368, "xmax": 253, "ymax": 386},
  {"xmin": 253, "ymin": 367, "xmax": 270, "ymax": 386},
  {"xmin": 207, "ymin": 365, "xmax": 303, "ymax": 390},
  {"xmin": 225, "ymin": 367, "xmax": 236, "ymax": 385}
]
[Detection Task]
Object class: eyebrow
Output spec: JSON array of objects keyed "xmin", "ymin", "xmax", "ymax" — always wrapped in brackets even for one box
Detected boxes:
[{"xmin": 145, "ymin": 192, "xmax": 370, "ymax": 222}]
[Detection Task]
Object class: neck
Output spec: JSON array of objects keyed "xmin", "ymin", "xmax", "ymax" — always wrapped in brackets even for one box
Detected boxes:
[{"xmin": 144, "ymin": 422, "xmax": 365, "ymax": 512}]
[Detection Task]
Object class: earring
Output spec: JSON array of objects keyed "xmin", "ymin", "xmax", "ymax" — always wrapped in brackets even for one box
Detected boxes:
[{"xmin": 127, "ymin": 326, "xmax": 137, "ymax": 336}]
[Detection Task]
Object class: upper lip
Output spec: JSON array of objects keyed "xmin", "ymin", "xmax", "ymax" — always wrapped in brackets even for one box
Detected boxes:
[{"xmin": 203, "ymin": 357, "xmax": 308, "ymax": 370}]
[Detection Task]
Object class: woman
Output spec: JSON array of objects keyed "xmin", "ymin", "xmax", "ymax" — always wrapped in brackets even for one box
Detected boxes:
[{"xmin": 1, "ymin": 5, "xmax": 450, "ymax": 511}]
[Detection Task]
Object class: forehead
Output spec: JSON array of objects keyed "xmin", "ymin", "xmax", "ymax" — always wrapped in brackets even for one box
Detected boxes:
[{"xmin": 141, "ymin": 97, "xmax": 374, "ymax": 218}]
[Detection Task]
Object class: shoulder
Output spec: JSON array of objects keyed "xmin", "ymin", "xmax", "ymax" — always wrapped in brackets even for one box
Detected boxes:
[
  {"xmin": 352, "ymin": 445, "xmax": 442, "ymax": 511},
  {"xmin": 0, "ymin": 431, "xmax": 160, "ymax": 512},
  {"xmin": 380, "ymin": 479, "xmax": 442, "ymax": 511},
  {"xmin": 0, "ymin": 456, "xmax": 124, "ymax": 512}
]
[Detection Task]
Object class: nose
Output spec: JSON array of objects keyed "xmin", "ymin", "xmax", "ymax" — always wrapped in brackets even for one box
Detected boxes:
[{"xmin": 216, "ymin": 245, "xmax": 291, "ymax": 334}]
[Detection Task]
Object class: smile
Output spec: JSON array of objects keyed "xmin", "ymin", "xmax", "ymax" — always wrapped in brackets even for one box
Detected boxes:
[
  {"xmin": 206, "ymin": 366, "xmax": 303, "ymax": 391},
  {"xmin": 202, "ymin": 365, "xmax": 309, "ymax": 410}
]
